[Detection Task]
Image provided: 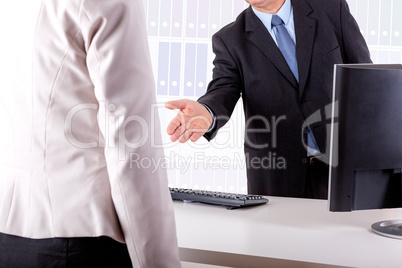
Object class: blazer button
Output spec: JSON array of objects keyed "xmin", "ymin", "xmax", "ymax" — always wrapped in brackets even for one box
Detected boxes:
[{"xmin": 301, "ymin": 157, "xmax": 308, "ymax": 164}]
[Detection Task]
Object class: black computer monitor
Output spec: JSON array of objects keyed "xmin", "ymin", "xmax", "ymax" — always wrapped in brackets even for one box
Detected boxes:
[{"xmin": 328, "ymin": 63, "xmax": 402, "ymax": 239}]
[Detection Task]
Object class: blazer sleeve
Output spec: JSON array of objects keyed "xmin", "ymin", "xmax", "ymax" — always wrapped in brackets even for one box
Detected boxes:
[
  {"xmin": 79, "ymin": 1, "xmax": 181, "ymax": 267},
  {"xmin": 198, "ymin": 34, "xmax": 242, "ymax": 141},
  {"xmin": 339, "ymin": 0, "xmax": 372, "ymax": 63}
]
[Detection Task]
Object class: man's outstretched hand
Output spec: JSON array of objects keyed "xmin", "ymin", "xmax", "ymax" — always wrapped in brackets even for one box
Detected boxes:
[{"xmin": 165, "ymin": 99, "xmax": 213, "ymax": 143}]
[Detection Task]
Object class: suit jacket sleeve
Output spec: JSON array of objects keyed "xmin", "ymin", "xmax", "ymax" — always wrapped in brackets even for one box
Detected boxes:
[
  {"xmin": 339, "ymin": 0, "xmax": 372, "ymax": 63},
  {"xmin": 198, "ymin": 34, "xmax": 242, "ymax": 141},
  {"xmin": 79, "ymin": 1, "xmax": 181, "ymax": 267}
]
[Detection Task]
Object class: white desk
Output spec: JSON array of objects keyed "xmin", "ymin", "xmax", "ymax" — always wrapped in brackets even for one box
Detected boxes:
[{"xmin": 174, "ymin": 197, "xmax": 402, "ymax": 268}]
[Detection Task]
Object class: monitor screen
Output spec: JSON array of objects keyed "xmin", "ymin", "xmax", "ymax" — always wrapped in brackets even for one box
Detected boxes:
[{"xmin": 328, "ymin": 64, "xmax": 402, "ymax": 212}]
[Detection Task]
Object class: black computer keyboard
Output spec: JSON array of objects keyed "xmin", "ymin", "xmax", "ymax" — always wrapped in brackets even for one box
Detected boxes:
[{"xmin": 169, "ymin": 187, "xmax": 268, "ymax": 209}]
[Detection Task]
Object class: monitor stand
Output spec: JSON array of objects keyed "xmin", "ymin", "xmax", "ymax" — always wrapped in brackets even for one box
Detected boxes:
[{"xmin": 371, "ymin": 220, "xmax": 402, "ymax": 239}]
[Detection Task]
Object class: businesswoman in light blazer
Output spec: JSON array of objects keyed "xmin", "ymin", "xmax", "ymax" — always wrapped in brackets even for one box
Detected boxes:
[{"xmin": 0, "ymin": 0, "xmax": 181, "ymax": 267}]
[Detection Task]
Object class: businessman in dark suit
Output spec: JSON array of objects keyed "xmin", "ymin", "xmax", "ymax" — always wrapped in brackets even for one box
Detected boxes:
[{"xmin": 166, "ymin": 0, "xmax": 371, "ymax": 199}]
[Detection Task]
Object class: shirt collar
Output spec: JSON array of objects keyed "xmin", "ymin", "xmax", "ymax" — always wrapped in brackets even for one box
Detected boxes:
[{"xmin": 251, "ymin": 0, "xmax": 292, "ymax": 29}]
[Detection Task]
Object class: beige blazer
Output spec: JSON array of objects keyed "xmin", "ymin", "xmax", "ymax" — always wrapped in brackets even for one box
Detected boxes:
[{"xmin": 0, "ymin": 0, "xmax": 181, "ymax": 267}]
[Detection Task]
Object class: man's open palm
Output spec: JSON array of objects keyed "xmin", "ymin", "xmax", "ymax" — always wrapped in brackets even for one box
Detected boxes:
[{"xmin": 165, "ymin": 99, "xmax": 213, "ymax": 143}]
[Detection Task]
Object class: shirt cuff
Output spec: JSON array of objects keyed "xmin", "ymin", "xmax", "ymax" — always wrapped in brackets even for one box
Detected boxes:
[{"xmin": 200, "ymin": 103, "xmax": 216, "ymax": 133}]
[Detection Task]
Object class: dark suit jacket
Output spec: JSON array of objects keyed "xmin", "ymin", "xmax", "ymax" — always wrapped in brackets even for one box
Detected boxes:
[{"xmin": 198, "ymin": 0, "xmax": 371, "ymax": 197}]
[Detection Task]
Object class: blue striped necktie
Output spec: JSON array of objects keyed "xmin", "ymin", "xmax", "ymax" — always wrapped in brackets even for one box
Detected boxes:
[
  {"xmin": 271, "ymin": 14, "xmax": 299, "ymax": 81},
  {"xmin": 271, "ymin": 15, "xmax": 320, "ymax": 155}
]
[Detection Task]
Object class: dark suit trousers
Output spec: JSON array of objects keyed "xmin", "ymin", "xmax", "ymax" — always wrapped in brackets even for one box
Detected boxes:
[
  {"xmin": 304, "ymin": 157, "xmax": 329, "ymax": 200},
  {"xmin": 0, "ymin": 232, "xmax": 132, "ymax": 268}
]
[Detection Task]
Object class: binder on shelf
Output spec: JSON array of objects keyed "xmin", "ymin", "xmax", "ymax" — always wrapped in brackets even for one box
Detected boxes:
[
  {"xmin": 378, "ymin": 0, "xmax": 392, "ymax": 46},
  {"xmin": 208, "ymin": 0, "xmax": 221, "ymax": 37},
  {"xmin": 186, "ymin": 0, "xmax": 197, "ymax": 38},
  {"xmin": 391, "ymin": 0, "xmax": 402, "ymax": 46},
  {"xmin": 171, "ymin": 0, "xmax": 184, "ymax": 37},
  {"xmin": 159, "ymin": 0, "xmax": 172, "ymax": 37},
  {"xmin": 197, "ymin": 0, "xmax": 209, "ymax": 38},
  {"xmin": 169, "ymin": 43, "xmax": 181, "ymax": 96},
  {"xmin": 157, "ymin": 42, "xmax": 169, "ymax": 96},
  {"xmin": 367, "ymin": 0, "xmax": 380, "ymax": 46},
  {"xmin": 184, "ymin": 43, "xmax": 196, "ymax": 97},
  {"xmin": 195, "ymin": 44, "xmax": 208, "ymax": 97},
  {"xmin": 147, "ymin": 0, "xmax": 160, "ymax": 37}
]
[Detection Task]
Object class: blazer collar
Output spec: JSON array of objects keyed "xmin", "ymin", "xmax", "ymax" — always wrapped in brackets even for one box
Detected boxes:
[
  {"xmin": 245, "ymin": 6, "xmax": 298, "ymax": 89},
  {"xmin": 245, "ymin": 0, "xmax": 316, "ymax": 97},
  {"xmin": 293, "ymin": 0, "xmax": 316, "ymax": 98}
]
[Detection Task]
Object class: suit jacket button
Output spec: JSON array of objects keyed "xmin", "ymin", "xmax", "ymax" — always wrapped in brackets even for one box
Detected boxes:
[{"xmin": 301, "ymin": 157, "xmax": 308, "ymax": 164}]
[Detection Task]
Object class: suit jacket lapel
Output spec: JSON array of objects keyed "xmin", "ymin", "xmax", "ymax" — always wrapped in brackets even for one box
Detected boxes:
[
  {"xmin": 245, "ymin": 7, "xmax": 298, "ymax": 89},
  {"xmin": 293, "ymin": 0, "xmax": 317, "ymax": 98}
]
